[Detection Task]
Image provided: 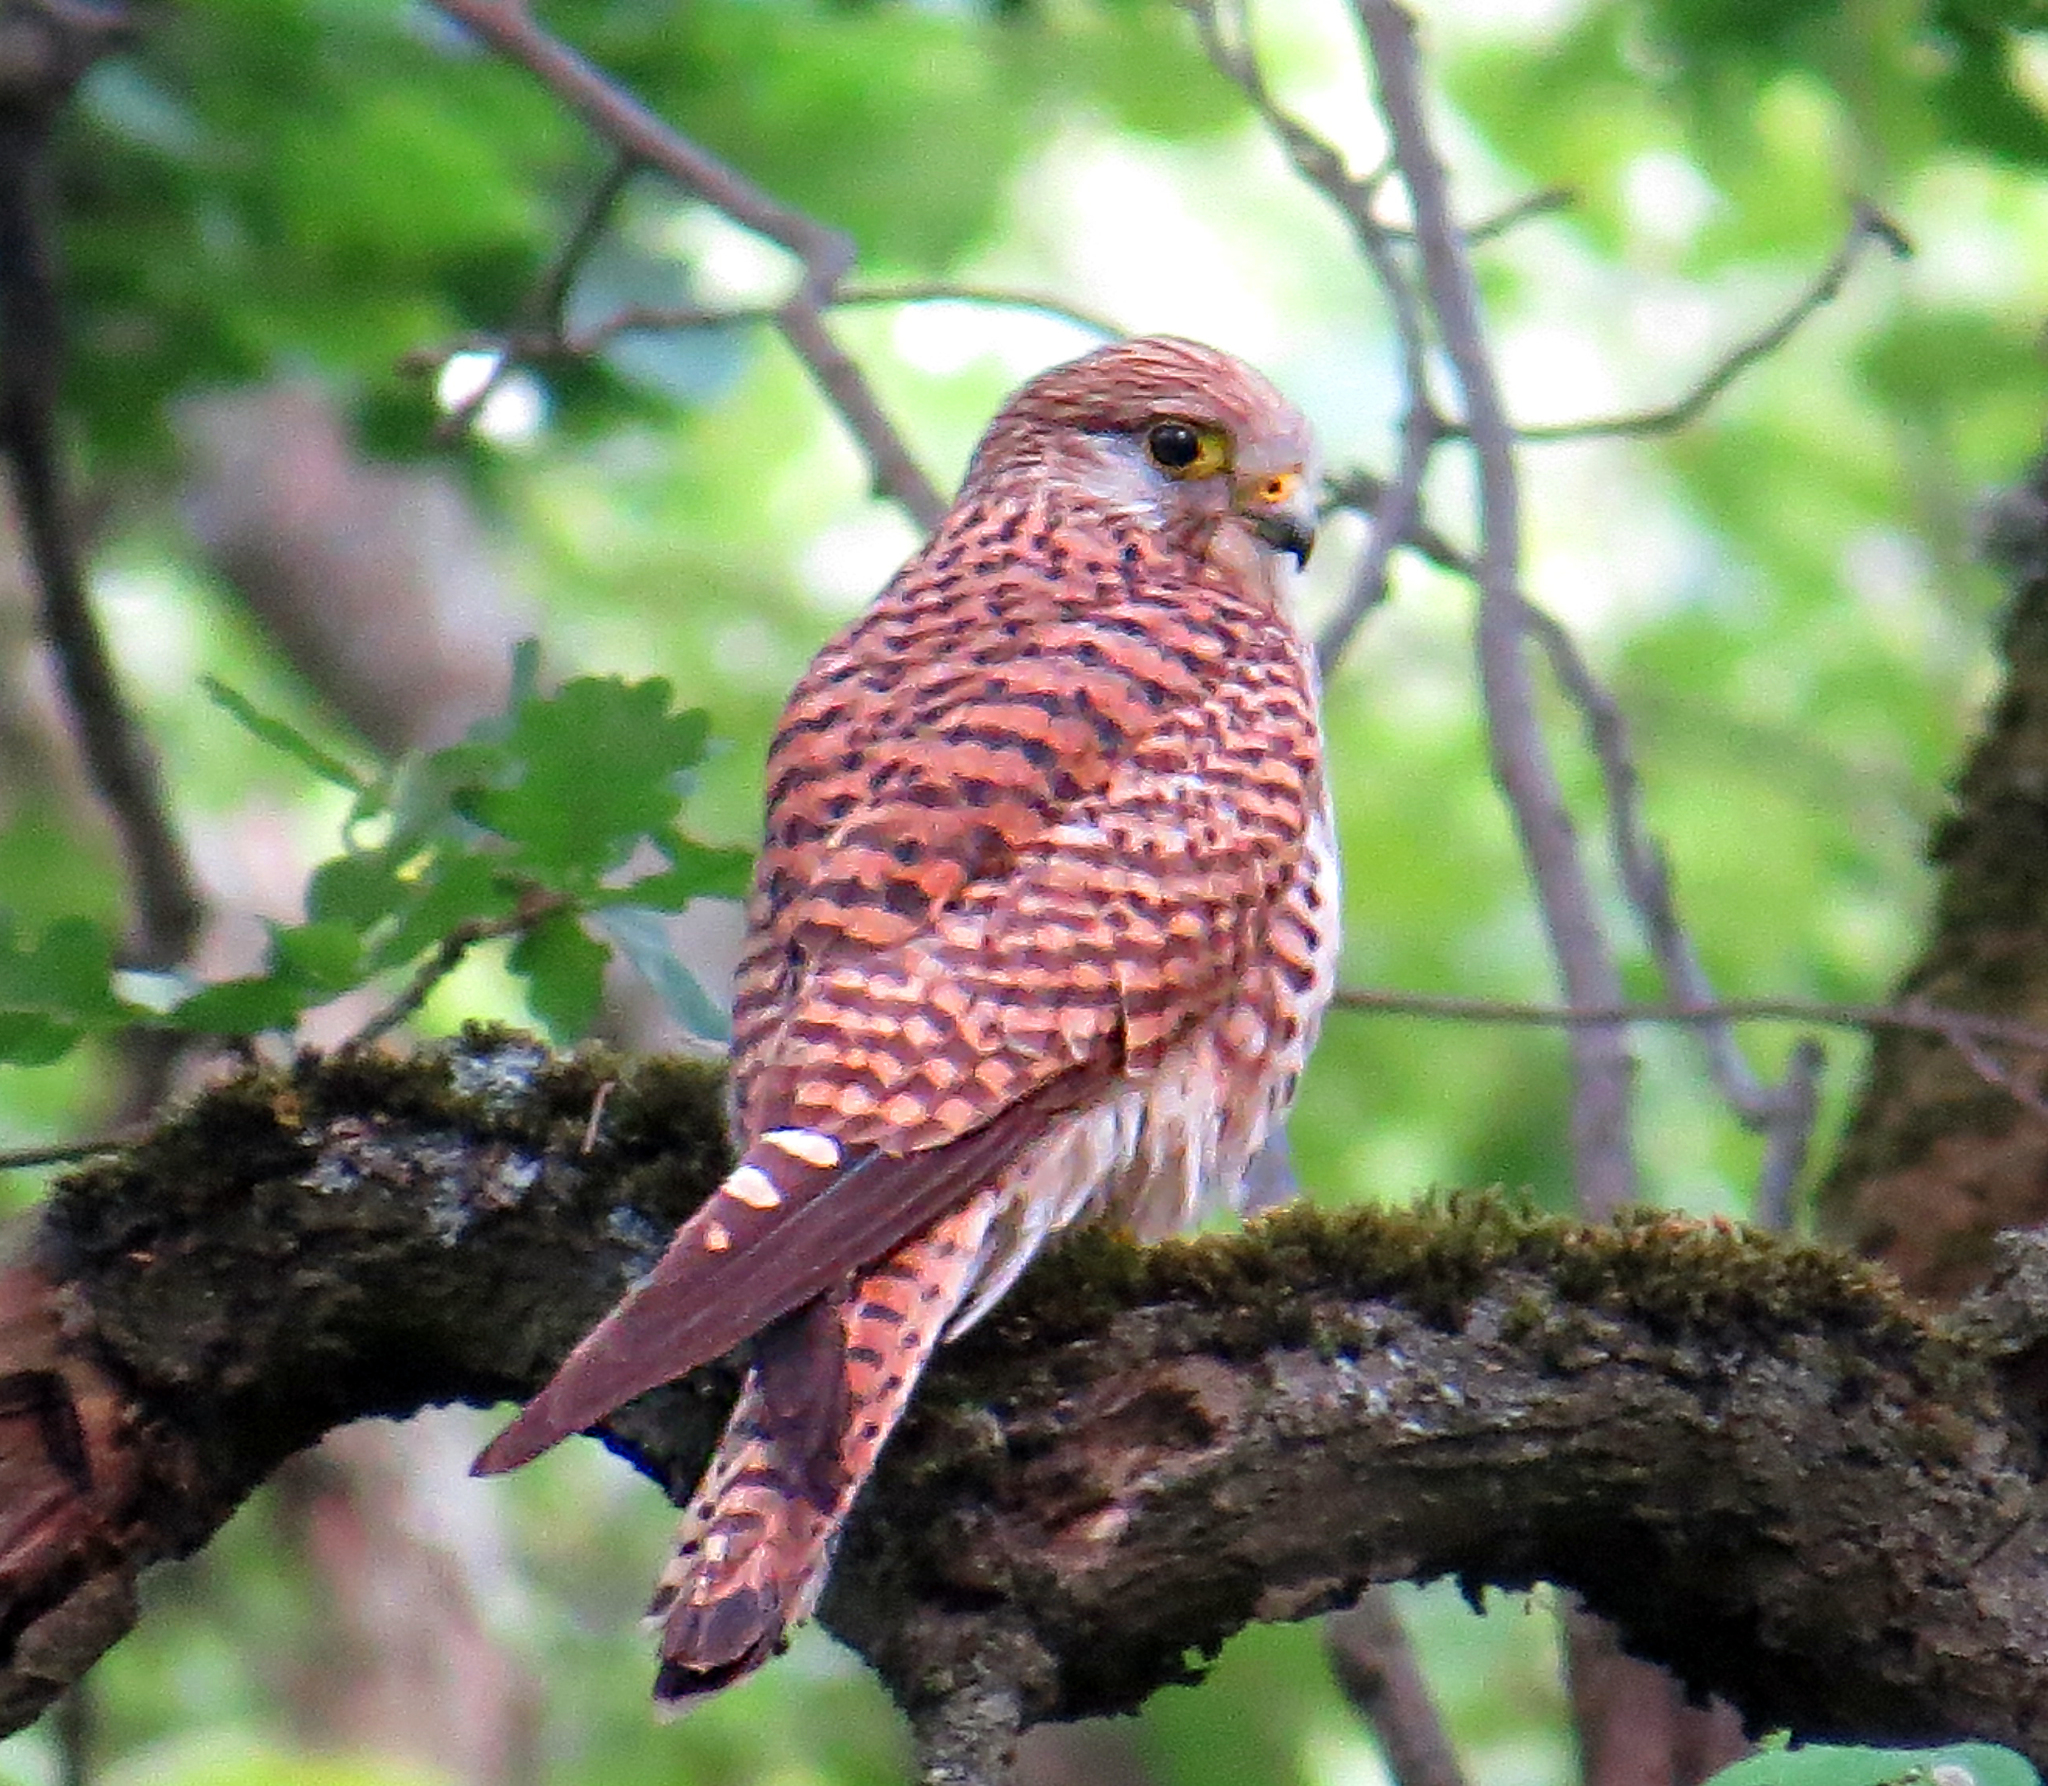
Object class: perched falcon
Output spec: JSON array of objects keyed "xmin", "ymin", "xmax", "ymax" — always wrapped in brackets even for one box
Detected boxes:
[{"xmin": 475, "ymin": 335, "xmax": 1339, "ymax": 1707}]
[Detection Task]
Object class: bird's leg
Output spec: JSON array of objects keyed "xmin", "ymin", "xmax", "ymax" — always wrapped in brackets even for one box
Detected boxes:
[{"xmin": 650, "ymin": 1186, "xmax": 1001, "ymax": 1709}]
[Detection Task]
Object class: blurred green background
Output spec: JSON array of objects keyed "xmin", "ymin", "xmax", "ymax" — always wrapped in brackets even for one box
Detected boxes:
[{"xmin": 1, "ymin": 0, "xmax": 2044, "ymax": 1779}]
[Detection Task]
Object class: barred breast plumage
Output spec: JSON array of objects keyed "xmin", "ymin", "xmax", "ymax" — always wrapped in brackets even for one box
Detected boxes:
[{"xmin": 477, "ymin": 334, "xmax": 1339, "ymax": 1708}]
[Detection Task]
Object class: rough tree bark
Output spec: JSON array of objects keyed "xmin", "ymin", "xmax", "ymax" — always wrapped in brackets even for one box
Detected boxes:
[
  {"xmin": 4, "ymin": 1029, "xmax": 2048, "ymax": 1760},
  {"xmin": 1821, "ymin": 445, "xmax": 2048, "ymax": 1304}
]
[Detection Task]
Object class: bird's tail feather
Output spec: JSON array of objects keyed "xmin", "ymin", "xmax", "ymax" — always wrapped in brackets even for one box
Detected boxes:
[{"xmin": 647, "ymin": 1188, "xmax": 1002, "ymax": 1711}]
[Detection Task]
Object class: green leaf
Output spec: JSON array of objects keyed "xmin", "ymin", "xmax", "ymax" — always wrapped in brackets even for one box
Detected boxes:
[
  {"xmin": 508, "ymin": 908, "xmax": 608, "ymax": 1042},
  {"xmin": 596, "ymin": 832, "xmax": 755, "ymax": 909},
  {"xmin": 0, "ymin": 916, "xmax": 123, "ymax": 1015},
  {"xmin": 381, "ymin": 737, "xmax": 508, "ymax": 854},
  {"xmin": 267, "ymin": 920, "xmax": 364, "ymax": 995},
  {"xmin": 167, "ymin": 975, "xmax": 314, "ymax": 1036},
  {"xmin": 0, "ymin": 1011, "xmax": 86, "ymax": 1067},
  {"xmin": 1704, "ymin": 1742, "xmax": 2040, "ymax": 1786},
  {"xmin": 594, "ymin": 905, "xmax": 731, "ymax": 1044},
  {"xmin": 306, "ymin": 851, "xmax": 409, "ymax": 932},
  {"xmin": 0, "ymin": 916, "xmax": 130, "ymax": 1065},
  {"xmin": 367, "ymin": 853, "xmax": 520, "ymax": 972},
  {"xmin": 203, "ymin": 677, "xmax": 368, "ymax": 794},
  {"xmin": 454, "ymin": 675, "xmax": 715, "ymax": 886}
]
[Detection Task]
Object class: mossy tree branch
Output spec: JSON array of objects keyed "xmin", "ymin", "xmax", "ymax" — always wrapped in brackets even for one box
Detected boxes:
[{"xmin": 4, "ymin": 1030, "xmax": 2048, "ymax": 1757}]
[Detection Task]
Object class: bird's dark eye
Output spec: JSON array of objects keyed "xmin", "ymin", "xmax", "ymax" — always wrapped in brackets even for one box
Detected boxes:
[{"xmin": 1146, "ymin": 422, "xmax": 1202, "ymax": 470}]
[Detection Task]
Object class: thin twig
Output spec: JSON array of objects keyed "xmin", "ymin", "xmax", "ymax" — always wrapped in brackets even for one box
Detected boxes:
[
  {"xmin": 1461, "ymin": 185, "xmax": 1575, "ymax": 247},
  {"xmin": 1183, "ymin": 0, "xmax": 1446, "ymax": 676},
  {"xmin": 1320, "ymin": 398, "xmax": 1443, "ymax": 666},
  {"xmin": 1513, "ymin": 600, "xmax": 1767, "ymax": 1113},
  {"xmin": 0, "ymin": 91, "xmax": 201, "ymax": 971},
  {"xmin": 1324, "ymin": 468, "xmax": 1471, "ymax": 575},
  {"xmin": 0, "ymin": 1135, "xmax": 129, "ymax": 1171},
  {"xmin": 1514, "ymin": 203, "xmax": 1910, "ymax": 443},
  {"xmin": 1756, "ymin": 1037, "xmax": 1824, "ymax": 1232},
  {"xmin": 349, "ymin": 902, "xmax": 563, "ymax": 1048},
  {"xmin": 409, "ymin": 282, "xmax": 1122, "ymax": 376},
  {"xmin": 432, "ymin": 0, "xmax": 850, "ymax": 285},
  {"xmin": 778, "ymin": 298, "xmax": 945, "ymax": 529},
  {"xmin": 1324, "ymin": 1593, "xmax": 1470, "ymax": 1786},
  {"xmin": 1948, "ymin": 1023, "xmax": 2048, "ymax": 1126},
  {"xmin": 1333, "ymin": 985, "xmax": 2048, "ymax": 1156},
  {"xmin": 1330, "ymin": 983, "xmax": 2048, "ymax": 1050},
  {"xmin": 537, "ymin": 154, "xmax": 639, "ymax": 322},
  {"xmin": 438, "ymin": 151, "xmax": 638, "ymax": 441},
  {"xmin": 1515, "ymin": 594, "xmax": 1835, "ymax": 1205},
  {"xmin": 580, "ymin": 1079, "xmax": 614, "ymax": 1155},
  {"xmin": 815, "ymin": 281, "xmax": 1118, "ymax": 341},
  {"xmin": 1357, "ymin": 0, "xmax": 1638, "ymax": 1218},
  {"xmin": 428, "ymin": 0, "xmax": 948, "ymax": 527},
  {"xmin": 1368, "ymin": 186, "xmax": 1577, "ymax": 251}
]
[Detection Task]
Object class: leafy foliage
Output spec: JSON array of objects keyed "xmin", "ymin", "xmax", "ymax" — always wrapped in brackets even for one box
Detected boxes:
[{"xmin": 0, "ymin": 650, "xmax": 747, "ymax": 1059}]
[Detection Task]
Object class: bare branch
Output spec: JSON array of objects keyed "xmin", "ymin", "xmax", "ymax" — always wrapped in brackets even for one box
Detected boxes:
[
  {"xmin": 436, "ymin": 151, "xmax": 638, "ymax": 442},
  {"xmin": 1756, "ymin": 1037, "xmax": 1825, "ymax": 1233},
  {"xmin": 1366, "ymin": 186, "xmax": 1577, "ymax": 251},
  {"xmin": 817, "ymin": 282, "xmax": 1119, "ymax": 342},
  {"xmin": 0, "ymin": 1137, "xmax": 127, "ymax": 1171},
  {"xmin": 1324, "ymin": 467, "xmax": 1471, "ymax": 574},
  {"xmin": 1319, "ymin": 399, "xmax": 1444, "ymax": 669},
  {"xmin": 1334, "ymin": 984, "xmax": 2048, "ymax": 1137},
  {"xmin": 1280, "ymin": 10, "xmax": 1835, "ymax": 1210},
  {"xmin": 1355, "ymin": 0, "xmax": 1637, "ymax": 1217},
  {"xmin": 1513, "ymin": 602, "xmax": 1766, "ymax": 1104},
  {"xmin": 1515, "ymin": 203, "xmax": 1910, "ymax": 443},
  {"xmin": 409, "ymin": 282, "xmax": 1122, "ymax": 375},
  {"xmin": 432, "ymin": 0, "xmax": 849, "ymax": 285},
  {"xmin": 776, "ymin": 299, "xmax": 945, "ymax": 529},
  {"xmin": 1182, "ymin": 0, "xmax": 1448, "ymax": 676},
  {"xmin": 348, "ymin": 896, "xmax": 567, "ymax": 1048},
  {"xmin": 427, "ymin": 0, "xmax": 948, "ymax": 527},
  {"xmin": 1460, "ymin": 185, "xmax": 1575, "ymax": 247},
  {"xmin": 1945, "ymin": 1022, "xmax": 2048, "ymax": 1126},
  {"xmin": 1330, "ymin": 982, "xmax": 2048, "ymax": 1051},
  {"xmin": 1338, "ymin": 434, "xmax": 1819, "ymax": 1208},
  {"xmin": 535, "ymin": 153, "xmax": 639, "ymax": 325},
  {"xmin": 0, "ymin": 22, "xmax": 201, "ymax": 972},
  {"xmin": 1324, "ymin": 1594, "xmax": 1469, "ymax": 1786},
  {"xmin": 1510, "ymin": 595, "xmax": 1826, "ymax": 1211},
  {"xmin": 1332, "ymin": 984, "xmax": 2048, "ymax": 1158}
]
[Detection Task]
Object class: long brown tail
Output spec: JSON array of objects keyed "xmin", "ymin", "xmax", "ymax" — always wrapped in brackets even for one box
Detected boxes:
[{"xmin": 648, "ymin": 1188, "xmax": 1001, "ymax": 1710}]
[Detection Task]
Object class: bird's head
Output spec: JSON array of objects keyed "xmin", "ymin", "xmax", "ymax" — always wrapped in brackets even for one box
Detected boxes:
[{"xmin": 959, "ymin": 335, "xmax": 1321, "ymax": 581}]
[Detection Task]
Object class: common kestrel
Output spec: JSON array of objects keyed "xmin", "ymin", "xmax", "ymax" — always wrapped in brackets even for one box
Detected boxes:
[{"xmin": 476, "ymin": 335, "xmax": 1338, "ymax": 1707}]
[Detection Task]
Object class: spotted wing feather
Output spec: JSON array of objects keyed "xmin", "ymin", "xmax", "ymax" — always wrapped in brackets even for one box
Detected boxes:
[
  {"xmin": 472, "ymin": 1083, "xmax": 1087, "ymax": 1475},
  {"xmin": 478, "ymin": 482, "xmax": 1323, "ymax": 1475}
]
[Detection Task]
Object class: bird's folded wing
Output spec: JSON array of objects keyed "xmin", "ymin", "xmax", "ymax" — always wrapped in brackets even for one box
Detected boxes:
[
  {"xmin": 472, "ymin": 1075, "xmax": 1088, "ymax": 1475},
  {"xmin": 478, "ymin": 654, "xmax": 1319, "ymax": 1473}
]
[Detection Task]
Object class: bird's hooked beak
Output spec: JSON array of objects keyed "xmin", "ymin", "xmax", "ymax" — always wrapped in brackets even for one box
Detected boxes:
[{"xmin": 1235, "ymin": 466, "xmax": 1318, "ymax": 568}]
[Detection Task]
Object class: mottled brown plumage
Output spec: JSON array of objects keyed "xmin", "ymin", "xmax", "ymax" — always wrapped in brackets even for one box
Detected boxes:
[{"xmin": 475, "ymin": 335, "xmax": 1339, "ymax": 1708}]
